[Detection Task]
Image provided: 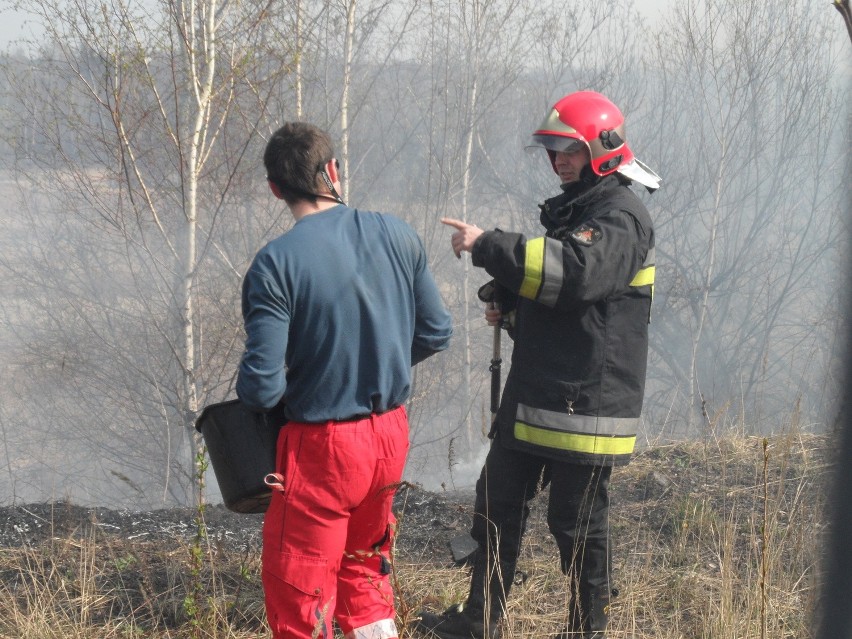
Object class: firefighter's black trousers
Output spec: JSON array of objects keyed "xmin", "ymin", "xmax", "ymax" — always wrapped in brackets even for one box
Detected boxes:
[{"xmin": 467, "ymin": 436, "xmax": 613, "ymax": 633}]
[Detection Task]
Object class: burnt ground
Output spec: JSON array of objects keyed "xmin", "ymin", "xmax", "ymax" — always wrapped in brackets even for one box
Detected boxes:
[
  {"xmin": 0, "ymin": 435, "xmax": 832, "ymax": 564},
  {"xmin": 0, "ymin": 484, "xmax": 484, "ymax": 633},
  {"xmin": 0, "ymin": 484, "xmax": 477, "ymax": 563},
  {"xmin": 0, "ymin": 436, "xmax": 834, "ymax": 636}
]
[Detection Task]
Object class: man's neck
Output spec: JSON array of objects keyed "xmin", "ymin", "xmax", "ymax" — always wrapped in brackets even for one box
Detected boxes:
[{"xmin": 290, "ymin": 197, "xmax": 342, "ymax": 221}]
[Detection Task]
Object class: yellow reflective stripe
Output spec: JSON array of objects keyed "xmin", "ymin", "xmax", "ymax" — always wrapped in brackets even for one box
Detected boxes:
[
  {"xmin": 514, "ymin": 422, "xmax": 636, "ymax": 455},
  {"xmin": 629, "ymin": 265, "xmax": 655, "ymax": 287},
  {"xmin": 519, "ymin": 237, "xmax": 545, "ymax": 299}
]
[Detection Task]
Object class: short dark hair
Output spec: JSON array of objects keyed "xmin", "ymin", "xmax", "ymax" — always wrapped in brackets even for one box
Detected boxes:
[{"xmin": 263, "ymin": 122, "xmax": 335, "ymax": 204}]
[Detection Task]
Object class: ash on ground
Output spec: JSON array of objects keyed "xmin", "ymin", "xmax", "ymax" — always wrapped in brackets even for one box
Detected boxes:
[{"xmin": 0, "ymin": 484, "xmax": 479, "ymax": 565}]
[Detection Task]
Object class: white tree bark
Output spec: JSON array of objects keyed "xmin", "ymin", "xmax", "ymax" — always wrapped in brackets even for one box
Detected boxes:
[{"xmin": 340, "ymin": 0, "xmax": 357, "ymax": 202}]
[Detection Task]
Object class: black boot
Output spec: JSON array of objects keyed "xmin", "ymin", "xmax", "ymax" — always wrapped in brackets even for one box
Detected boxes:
[
  {"xmin": 583, "ymin": 585, "xmax": 611, "ymax": 634},
  {"xmin": 551, "ymin": 585, "xmax": 611, "ymax": 639},
  {"xmin": 415, "ymin": 550, "xmax": 507, "ymax": 639},
  {"xmin": 415, "ymin": 603, "xmax": 501, "ymax": 639}
]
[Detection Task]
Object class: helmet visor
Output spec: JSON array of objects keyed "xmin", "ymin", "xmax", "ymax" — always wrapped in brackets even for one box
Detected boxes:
[{"xmin": 526, "ymin": 134, "xmax": 585, "ymax": 154}]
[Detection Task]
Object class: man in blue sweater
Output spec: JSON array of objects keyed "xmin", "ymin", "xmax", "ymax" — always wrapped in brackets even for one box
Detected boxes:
[{"xmin": 237, "ymin": 122, "xmax": 452, "ymax": 639}]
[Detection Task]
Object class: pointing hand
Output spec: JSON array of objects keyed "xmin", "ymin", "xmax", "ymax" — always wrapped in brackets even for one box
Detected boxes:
[{"xmin": 441, "ymin": 217, "xmax": 484, "ymax": 258}]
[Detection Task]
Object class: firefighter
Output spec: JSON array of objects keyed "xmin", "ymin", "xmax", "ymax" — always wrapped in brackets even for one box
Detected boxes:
[
  {"xmin": 416, "ymin": 91, "xmax": 660, "ymax": 639},
  {"xmin": 237, "ymin": 122, "xmax": 452, "ymax": 639}
]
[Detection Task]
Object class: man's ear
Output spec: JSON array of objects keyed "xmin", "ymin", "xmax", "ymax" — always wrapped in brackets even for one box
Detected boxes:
[
  {"xmin": 268, "ymin": 179, "xmax": 285, "ymax": 200},
  {"xmin": 325, "ymin": 158, "xmax": 339, "ymax": 185}
]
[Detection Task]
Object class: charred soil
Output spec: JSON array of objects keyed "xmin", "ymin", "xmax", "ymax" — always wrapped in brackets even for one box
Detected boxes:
[{"xmin": 0, "ymin": 433, "xmax": 834, "ymax": 638}]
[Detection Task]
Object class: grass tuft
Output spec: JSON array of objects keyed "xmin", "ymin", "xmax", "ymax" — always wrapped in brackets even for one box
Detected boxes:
[{"xmin": 0, "ymin": 430, "xmax": 831, "ymax": 638}]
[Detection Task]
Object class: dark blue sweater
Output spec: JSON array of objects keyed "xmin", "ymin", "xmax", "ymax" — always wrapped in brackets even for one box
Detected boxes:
[{"xmin": 236, "ymin": 205, "xmax": 452, "ymax": 422}]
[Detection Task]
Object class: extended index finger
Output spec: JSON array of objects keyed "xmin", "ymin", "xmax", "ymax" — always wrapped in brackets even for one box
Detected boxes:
[{"xmin": 441, "ymin": 217, "xmax": 467, "ymax": 230}]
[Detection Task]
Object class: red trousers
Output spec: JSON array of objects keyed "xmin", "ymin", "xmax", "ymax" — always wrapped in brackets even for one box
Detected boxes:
[{"xmin": 261, "ymin": 406, "xmax": 409, "ymax": 639}]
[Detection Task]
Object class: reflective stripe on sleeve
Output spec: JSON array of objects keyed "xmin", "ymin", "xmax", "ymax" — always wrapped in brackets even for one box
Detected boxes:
[
  {"xmin": 539, "ymin": 238, "xmax": 564, "ymax": 306},
  {"xmin": 519, "ymin": 237, "xmax": 544, "ymax": 300},
  {"xmin": 629, "ymin": 246, "xmax": 655, "ymax": 288},
  {"xmin": 519, "ymin": 236, "xmax": 564, "ymax": 306},
  {"xmin": 629, "ymin": 265, "xmax": 655, "ymax": 287}
]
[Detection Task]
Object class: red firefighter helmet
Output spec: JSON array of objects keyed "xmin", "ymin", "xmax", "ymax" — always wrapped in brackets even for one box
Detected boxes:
[{"xmin": 529, "ymin": 91, "xmax": 634, "ymax": 177}]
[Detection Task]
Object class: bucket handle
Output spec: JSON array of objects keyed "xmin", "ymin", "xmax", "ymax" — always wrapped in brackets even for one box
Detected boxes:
[{"xmin": 264, "ymin": 473, "xmax": 286, "ymax": 493}]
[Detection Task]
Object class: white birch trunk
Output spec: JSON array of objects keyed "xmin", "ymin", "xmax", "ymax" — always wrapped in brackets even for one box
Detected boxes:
[{"xmin": 340, "ymin": 0, "xmax": 357, "ymax": 202}]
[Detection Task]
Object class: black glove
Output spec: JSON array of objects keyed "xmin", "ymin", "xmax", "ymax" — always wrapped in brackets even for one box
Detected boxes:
[{"xmin": 478, "ymin": 279, "xmax": 516, "ymax": 312}]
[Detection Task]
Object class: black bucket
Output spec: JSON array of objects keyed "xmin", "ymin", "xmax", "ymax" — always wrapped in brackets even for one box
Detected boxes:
[{"xmin": 195, "ymin": 399, "xmax": 282, "ymax": 514}]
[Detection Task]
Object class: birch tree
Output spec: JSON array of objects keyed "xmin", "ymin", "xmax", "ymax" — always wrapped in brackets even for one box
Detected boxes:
[
  {"xmin": 0, "ymin": 0, "xmax": 291, "ymax": 506},
  {"xmin": 645, "ymin": 0, "xmax": 847, "ymax": 436},
  {"xmin": 411, "ymin": 0, "xmax": 536, "ymax": 452}
]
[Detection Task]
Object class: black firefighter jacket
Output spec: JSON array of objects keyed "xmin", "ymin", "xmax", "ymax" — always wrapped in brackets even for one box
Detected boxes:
[{"xmin": 471, "ymin": 173, "xmax": 654, "ymax": 466}]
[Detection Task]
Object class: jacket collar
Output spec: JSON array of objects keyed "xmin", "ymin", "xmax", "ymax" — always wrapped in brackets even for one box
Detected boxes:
[{"xmin": 539, "ymin": 173, "xmax": 621, "ymax": 232}]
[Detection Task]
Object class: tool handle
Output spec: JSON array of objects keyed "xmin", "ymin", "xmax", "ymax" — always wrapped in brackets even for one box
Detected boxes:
[{"xmin": 489, "ymin": 304, "xmax": 501, "ymax": 421}]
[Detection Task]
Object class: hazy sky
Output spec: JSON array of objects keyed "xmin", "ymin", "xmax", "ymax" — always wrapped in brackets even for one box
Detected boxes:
[
  {"xmin": 0, "ymin": 7, "xmax": 37, "ymax": 49},
  {"xmin": 0, "ymin": 1, "xmax": 677, "ymax": 50}
]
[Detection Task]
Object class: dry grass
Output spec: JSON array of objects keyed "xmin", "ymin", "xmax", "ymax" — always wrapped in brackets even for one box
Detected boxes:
[
  {"xmin": 0, "ymin": 521, "xmax": 267, "ymax": 638},
  {"xmin": 0, "ymin": 431, "xmax": 832, "ymax": 639},
  {"xmin": 396, "ymin": 430, "xmax": 830, "ymax": 639}
]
